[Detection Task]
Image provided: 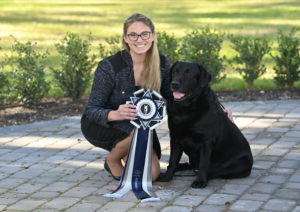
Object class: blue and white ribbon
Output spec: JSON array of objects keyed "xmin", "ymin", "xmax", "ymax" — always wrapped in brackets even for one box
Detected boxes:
[{"xmin": 104, "ymin": 89, "xmax": 166, "ymax": 202}]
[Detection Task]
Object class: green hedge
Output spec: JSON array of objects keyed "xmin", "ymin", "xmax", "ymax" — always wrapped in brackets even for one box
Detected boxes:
[
  {"xmin": 1, "ymin": 27, "xmax": 299, "ymax": 106},
  {"xmin": 229, "ymin": 35, "xmax": 272, "ymax": 89},
  {"xmin": 180, "ymin": 26, "xmax": 226, "ymax": 84},
  {"xmin": 272, "ymin": 28, "xmax": 300, "ymax": 88},
  {"xmin": 52, "ymin": 32, "xmax": 96, "ymax": 101},
  {"xmin": 4, "ymin": 39, "xmax": 50, "ymax": 106}
]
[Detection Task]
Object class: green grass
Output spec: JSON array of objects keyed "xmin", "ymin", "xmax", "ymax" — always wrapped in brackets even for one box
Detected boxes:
[
  {"xmin": 212, "ymin": 76, "xmax": 300, "ymax": 90},
  {"xmin": 1, "ymin": 0, "xmax": 300, "ymax": 51},
  {"xmin": 295, "ymin": 81, "xmax": 300, "ymax": 87},
  {"xmin": 1, "ymin": 0, "xmax": 300, "ymax": 95},
  {"xmin": 212, "ymin": 77, "xmax": 248, "ymax": 91}
]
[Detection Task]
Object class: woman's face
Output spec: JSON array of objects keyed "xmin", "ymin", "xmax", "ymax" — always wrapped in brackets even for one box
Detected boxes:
[{"xmin": 124, "ymin": 21, "xmax": 155, "ymax": 56}]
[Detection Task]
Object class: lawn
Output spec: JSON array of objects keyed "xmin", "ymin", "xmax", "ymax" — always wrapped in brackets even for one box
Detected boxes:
[{"xmin": 1, "ymin": 0, "xmax": 300, "ymax": 92}]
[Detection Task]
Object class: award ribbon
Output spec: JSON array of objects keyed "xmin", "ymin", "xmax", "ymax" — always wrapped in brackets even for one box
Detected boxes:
[{"xmin": 104, "ymin": 89, "xmax": 166, "ymax": 202}]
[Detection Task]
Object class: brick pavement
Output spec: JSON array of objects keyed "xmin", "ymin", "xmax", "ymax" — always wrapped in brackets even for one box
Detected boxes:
[{"xmin": 0, "ymin": 100, "xmax": 299, "ymax": 212}]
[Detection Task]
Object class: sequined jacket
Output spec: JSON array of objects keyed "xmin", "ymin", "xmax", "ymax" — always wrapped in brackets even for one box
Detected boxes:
[{"xmin": 82, "ymin": 50, "xmax": 171, "ymax": 134}]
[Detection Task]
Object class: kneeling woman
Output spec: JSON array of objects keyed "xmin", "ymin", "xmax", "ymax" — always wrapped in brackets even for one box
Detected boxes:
[{"xmin": 81, "ymin": 13, "xmax": 171, "ymax": 181}]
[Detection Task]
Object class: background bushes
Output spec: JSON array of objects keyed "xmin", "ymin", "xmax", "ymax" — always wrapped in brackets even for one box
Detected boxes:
[
  {"xmin": 0, "ymin": 71, "xmax": 9, "ymax": 103},
  {"xmin": 229, "ymin": 35, "xmax": 272, "ymax": 89},
  {"xmin": 156, "ymin": 31, "xmax": 180, "ymax": 65},
  {"xmin": 98, "ymin": 35, "xmax": 122, "ymax": 60},
  {"xmin": 180, "ymin": 27, "xmax": 226, "ymax": 84},
  {"xmin": 272, "ymin": 28, "xmax": 300, "ymax": 88},
  {"xmin": 1, "ymin": 27, "xmax": 299, "ymax": 106},
  {"xmin": 52, "ymin": 33, "xmax": 96, "ymax": 101},
  {"xmin": 6, "ymin": 39, "xmax": 50, "ymax": 106}
]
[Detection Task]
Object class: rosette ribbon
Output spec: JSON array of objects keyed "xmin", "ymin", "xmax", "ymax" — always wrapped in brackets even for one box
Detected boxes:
[{"xmin": 104, "ymin": 89, "xmax": 166, "ymax": 202}]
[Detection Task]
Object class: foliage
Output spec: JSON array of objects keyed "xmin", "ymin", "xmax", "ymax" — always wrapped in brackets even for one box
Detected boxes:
[
  {"xmin": 179, "ymin": 26, "xmax": 225, "ymax": 84},
  {"xmin": 7, "ymin": 39, "xmax": 49, "ymax": 106},
  {"xmin": 53, "ymin": 32, "xmax": 96, "ymax": 101},
  {"xmin": 0, "ymin": 71, "xmax": 8, "ymax": 103},
  {"xmin": 2, "ymin": 26, "xmax": 300, "ymax": 104},
  {"xmin": 272, "ymin": 28, "xmax": 300, "ymax": 88},
  {"xmin": 0, "ymin": 42, "xmax": 3, "ymax": 97},
  {"xmin": 0, "ymin": 41, "xmax": 7, "ymax": 104},
  {"xmin": 98, "ymin": 35, "xmax": 122, "ymax": 60},
  {"xmin": 0, "ymin": 71, "xmax": 5, "ymax": 92},
  {"xmin": 229, "ymin": 35, "xmax": 271, "ymax": 89},
  {"xmin": 0, "ymin": 68, "xmax": 15, "ymax": 104},
  {"xmin": 156, "ymin": 31, "xmax": 179, "ymax": 65}
]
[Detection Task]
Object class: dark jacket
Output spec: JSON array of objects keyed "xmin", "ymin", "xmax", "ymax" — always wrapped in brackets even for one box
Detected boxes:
[{"xmin": 83, "ymin": 50, "xmax": 171, "ymax": 134}]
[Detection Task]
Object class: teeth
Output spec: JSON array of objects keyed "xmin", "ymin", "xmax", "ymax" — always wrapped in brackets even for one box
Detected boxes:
[{"xmin": 136, "ymin": 45, "xmax": 145, "ymax": 47}]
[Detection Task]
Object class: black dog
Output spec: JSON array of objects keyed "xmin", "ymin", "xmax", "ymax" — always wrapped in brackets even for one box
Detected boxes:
[{"xmin": 158, "ymin": 61, "xmax": 253, "ymax": 188}]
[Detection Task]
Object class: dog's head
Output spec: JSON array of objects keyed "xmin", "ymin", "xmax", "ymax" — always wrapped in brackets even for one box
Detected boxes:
[{"xmin": 169, "ymin": 61, "xmax": 211, "ymax": 102}]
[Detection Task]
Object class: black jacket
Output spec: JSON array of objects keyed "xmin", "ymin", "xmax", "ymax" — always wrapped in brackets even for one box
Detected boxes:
[{"xmin": 83, "ymin": 50, "xmax": 171, "ymax": 134}]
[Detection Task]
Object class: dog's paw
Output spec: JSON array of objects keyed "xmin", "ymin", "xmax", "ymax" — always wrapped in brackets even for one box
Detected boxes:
[
  {"xmin": 157, "ymin": 173, "xmax": 172, "ymax": 182},
  {"xmin": 191, "ymin": 180, "xmax": 207, "ymax": 188}
]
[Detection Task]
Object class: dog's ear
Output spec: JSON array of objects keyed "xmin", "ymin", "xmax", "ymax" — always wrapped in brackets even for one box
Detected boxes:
[
  {"xmin": 169, "ymin": 61, "xmax": 179, "ymax": 82},
  {"xmin": 197, "ymin": 63, "xmax": 211, "ymax": 87}
]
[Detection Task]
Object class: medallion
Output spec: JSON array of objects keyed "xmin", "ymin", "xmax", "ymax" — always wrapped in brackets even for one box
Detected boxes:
[{"xmin": 104, "ymin": 89, "xmax": 166, "ymax": 202}]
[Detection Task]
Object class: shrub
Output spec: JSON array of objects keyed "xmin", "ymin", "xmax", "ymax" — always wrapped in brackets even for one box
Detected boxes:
[
  {"xmin": 98, "ymin": 35, "xmax": 122, "ymax": 60},
  {"xmin": 272, "ymin": 28, "xmax": 300, "ymax": 88},
  {"xmin": 0, "ymin": 43, "xmax": 4, "ymax": 102},
  {"xmin": 0, "ymin": 71, "xmax": 8, "ymax": 103},
  {"xmin": 0, "ymin": 71, "xmax": 5, "ymax": 91},
  {"xmin": 0, "ymin": 69, "xmax": 15, "ymax": 104},
  {"xmin": 53, "ymin": 32, "xmax": 96, "ymax": 101},
  {"xmin": 229, "ymin": 35, "xmax": 271, "ymax": 89},
  {"xmin": 8, "ymin": 39, "xmax": 49, "ymax": 106},
  {"xmin": 157, "ymin": 31, "xmax": 179, "ymax": 65},
  {"xmin": 179, "ymin": 26, "xmax": 225, "ymax": 84},
  {"xmin": 0, "ymin": 41, "xmax": 9, "ymax": 104}
]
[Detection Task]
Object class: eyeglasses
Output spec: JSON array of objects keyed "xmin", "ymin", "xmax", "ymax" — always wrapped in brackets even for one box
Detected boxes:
[{"xmin": 127, "ymin": 31, "xmax": 152, "ymax": 41}]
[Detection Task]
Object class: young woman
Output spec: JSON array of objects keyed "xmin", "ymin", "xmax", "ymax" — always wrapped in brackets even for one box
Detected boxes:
[
  {"xmin": 81, "ymin": 13, "xmax": 233, "ymax": 181},
  {"xmin": 81, "ymin": 13, "xmax": 171, "ymax": 181}
]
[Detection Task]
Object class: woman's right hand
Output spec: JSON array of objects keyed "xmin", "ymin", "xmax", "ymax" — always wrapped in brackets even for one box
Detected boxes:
[{"xmin": 108, "ymin": 104, "xmax": 138, "ymax": 122}]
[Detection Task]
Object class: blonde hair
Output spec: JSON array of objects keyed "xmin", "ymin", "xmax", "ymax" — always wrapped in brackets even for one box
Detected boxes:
[{"xmin": 122, "ymin": 13, "xmax": 161, "ymax": 93}]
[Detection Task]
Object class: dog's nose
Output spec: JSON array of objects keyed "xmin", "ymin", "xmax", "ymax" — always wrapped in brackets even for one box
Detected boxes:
[{"xmin": 171, "ymin": 81, "xmax": 180, "ymax": 90}]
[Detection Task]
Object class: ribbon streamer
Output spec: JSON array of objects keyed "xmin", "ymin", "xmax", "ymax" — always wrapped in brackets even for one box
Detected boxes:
[{"xmin": 104, "ymin": 89, "xmax": 166, "ymax": 202}]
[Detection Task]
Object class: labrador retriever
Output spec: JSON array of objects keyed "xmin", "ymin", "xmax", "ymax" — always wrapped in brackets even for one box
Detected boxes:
[{"xmin": 158, "ymin": 61, "xmax": 253, "ymax": 188}]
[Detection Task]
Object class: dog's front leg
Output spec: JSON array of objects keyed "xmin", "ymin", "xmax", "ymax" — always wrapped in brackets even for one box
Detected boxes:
[
  {"xmin": 157, "ymin": 139, "xmax": 183, "ymax": 182},
  {"xmin": 191, "ymin": 141, "xmax": 212, "ymax": 188}
]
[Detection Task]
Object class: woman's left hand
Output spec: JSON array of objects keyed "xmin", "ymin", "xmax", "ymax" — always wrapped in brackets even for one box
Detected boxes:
[{"xmin": 224, "ymin": 109, "xmax": 234, "ymax": 123}]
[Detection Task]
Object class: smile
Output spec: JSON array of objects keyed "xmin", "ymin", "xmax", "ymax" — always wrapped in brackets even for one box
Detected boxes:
[{"xmin": 135, "ymin": 44, "xmax": 146, "ymax": 48}]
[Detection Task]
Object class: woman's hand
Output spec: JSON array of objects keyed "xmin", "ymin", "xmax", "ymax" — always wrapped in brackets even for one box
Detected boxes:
[
  {"xmin": 224, "ymin": 108, "xmax": 234, "ymax": 123},
  {"xmin": 108, "ymin": 104, "xmax": 138, "ymax": 122}
]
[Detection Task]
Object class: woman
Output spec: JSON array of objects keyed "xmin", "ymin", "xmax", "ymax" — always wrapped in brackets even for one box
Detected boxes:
[
  {"xmin": 81, "ymin": 13, "xmax": 171, "ymax": 181},
  {"xmin": 81, "ymin": 13, "xmax": 233, "ymax": 182}
]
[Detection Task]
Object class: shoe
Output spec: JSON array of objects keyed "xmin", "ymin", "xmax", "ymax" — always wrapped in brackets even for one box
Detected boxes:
[{"xmin": 104, "ymin": 158, "xmax": 121, "ymax": 181}]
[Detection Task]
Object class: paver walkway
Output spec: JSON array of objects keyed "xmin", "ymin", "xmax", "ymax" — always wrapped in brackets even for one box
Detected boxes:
[{"xmin": 0, "ymin": 100, "xmax": 299, "ymax": 212}]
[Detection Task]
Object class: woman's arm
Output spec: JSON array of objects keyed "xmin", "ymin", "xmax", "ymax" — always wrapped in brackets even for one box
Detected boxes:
[
  {"xmin": 85, "ymin": 59, "xmax": 138, "ymax": 126},
  {"xmin": 84, "ymin": 61, "xmax": 115, "ymax": 127},
  {"xmin": 107, "ymin": 104, "xmax": 137, "ymax": 122}
]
